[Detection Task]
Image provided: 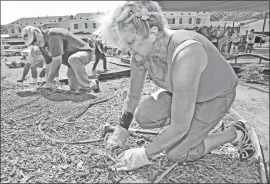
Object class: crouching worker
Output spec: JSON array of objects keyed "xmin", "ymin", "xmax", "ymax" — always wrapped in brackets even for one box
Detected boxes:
[
  {"xmin": 96, "ymin": 1, "xmax": 256, "ymax": 171},
  {"xmin": 21, "ymin": 26, "xmax": 100, "ymax": 94},
  {"xmin": 17, "ymin": 46, "xmax": 59, "ymax": 84}
]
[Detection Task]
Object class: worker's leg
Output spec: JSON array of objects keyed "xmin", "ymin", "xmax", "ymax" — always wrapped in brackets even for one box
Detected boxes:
[
  {"xmin": 68, "ymin": 51, "xmax": 97, "ymax": 90},
  {"xmin": 30, "ymin": 60, "xmax": 44, "ymax": 84},
  {"xmin": 235, "ymin": 45, "xmax": 239, "ymax": 54},
  {"xmin": 102, "ymin": 54, "xmax": 107, "ymax": 71},
  {"xmin": 249, "ymin": 43, "xmax": 254, "ymax": 53},
  {"xmin": 230, "ymin": 44, "xmax": 235, "ymax": 54},
  {"xmin": 17, "ymin": 62, "xmax": 31, "ymax": 82},
  {"xmin": 92, "ymin": 53, "xmax": 101, "ymax": 71},
  {"xmin": 134, "ymin": 89, "xmax": 172, "ymax": 129},
  {"xmin": 165, "ymin": 88, "xmax": 238, "ymax": 162},
  {"xmin": 66, "ymin": 67, "xmax": 79, "ymax": 91}
]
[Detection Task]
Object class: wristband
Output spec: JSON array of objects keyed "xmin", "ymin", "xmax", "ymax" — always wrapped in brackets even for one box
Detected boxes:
[{"xmin": 119, "ymin": 112, "xmax": 133, "ymax": 130}]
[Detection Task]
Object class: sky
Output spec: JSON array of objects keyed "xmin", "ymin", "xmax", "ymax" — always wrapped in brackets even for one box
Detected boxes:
[{"xmin": 1, "ymin": 1, "xmax": 125, "ymax": 25}]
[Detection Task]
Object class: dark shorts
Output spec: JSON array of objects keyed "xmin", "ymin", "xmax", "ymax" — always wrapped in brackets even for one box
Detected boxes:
[
  {"xmin": 135, "ymin": 86, "xmax": 237, "ymax": 162},
  {"xmin": 247, "ymin": 43, "xmax": 254, "ymax": 47},
  {"xmin": 233, "ymin": 42, "xmax": 239, "ymax": 46}
]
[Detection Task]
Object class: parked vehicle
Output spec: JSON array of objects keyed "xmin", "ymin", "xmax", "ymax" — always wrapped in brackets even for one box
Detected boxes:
[
  {"xmin": 4, "ymin": 45, "xmax": 27, "ymax": 56},
  {"xmin": 0, "ymin": 44, "xmax": 10, "ymax": 56}
]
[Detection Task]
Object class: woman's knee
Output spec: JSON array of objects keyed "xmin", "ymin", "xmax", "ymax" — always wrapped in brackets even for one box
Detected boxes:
[
  {"xmin": 134, "ymin": 105, "xmax": 168, "ymax": 129},
  {"xmin": 134, "ymin": 107, "xmax": 149, "ymax": 128}
]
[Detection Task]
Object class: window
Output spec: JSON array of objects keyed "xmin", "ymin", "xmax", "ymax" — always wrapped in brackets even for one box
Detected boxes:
[
  {"xmin": 11, "ymin": 28, "xmax": 15, "ymax": 33},
  {"xmin": 189, "ymin": 18, "xmax": 192, "ymax": 24},
  {"xmin": 85, "ymin": 23, "xmax": 88, "ymax": 29},
  {"xmin": 179, "ymin": 18, "xmax": 182, "ymax": 24},
  {"xmin": 18, "ymin": 28, "xmax": 21, "ymax": 33},
  {"xmin": 196, "ymin": 18, "xmax": 201, "ymax": 24},
  {"xmin": 74, "ymin": 24, "xmax": 78, "ymax": 29},
  {"xmin": 93, "ymin": 23, "xmax": 96, "ymax": 28},
  {"xmin": 167, "ymin": 18, "xmax": 175, "ymax": 24},
  {"xmin": 10, "ymin": 46, "xmax": 19, "ymax": 49}
]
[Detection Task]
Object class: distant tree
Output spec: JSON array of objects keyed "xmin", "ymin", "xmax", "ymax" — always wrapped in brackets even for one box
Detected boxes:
[{"xmin": 210, "ymin": 10, "xmax": 269, "ymax": 22}]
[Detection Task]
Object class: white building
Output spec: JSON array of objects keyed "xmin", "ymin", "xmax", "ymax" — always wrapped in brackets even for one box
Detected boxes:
[
  {"xmin": 164, "ymin": 11, "xmax": 212, "ymax": 30},
  {"xmin": 3, "ymin": 13, "xmax": 105, "ymax": 45}
]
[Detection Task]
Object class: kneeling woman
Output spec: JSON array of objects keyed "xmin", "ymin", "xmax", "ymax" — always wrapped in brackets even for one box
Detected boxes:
[{"xmin": 96, "ymin": 1, "xmax": 256, "ymax": 171}]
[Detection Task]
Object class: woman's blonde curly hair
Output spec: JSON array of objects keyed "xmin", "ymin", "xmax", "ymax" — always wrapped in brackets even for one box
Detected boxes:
[{"xmin": 94, "ymin": 1, "xmax": 167, "ymax": 49}]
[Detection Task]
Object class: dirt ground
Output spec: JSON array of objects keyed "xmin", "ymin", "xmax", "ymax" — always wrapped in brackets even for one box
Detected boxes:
[{"xmin": 1, "ymin": 55, "xmax": 269, "ymax": 183}]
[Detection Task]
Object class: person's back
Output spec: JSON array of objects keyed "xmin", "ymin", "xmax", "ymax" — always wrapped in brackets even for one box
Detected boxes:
[
  {"xmin": 156, "ymin": 29, "xmax": 238, "ymax": 102},
  {"xmin": 41, "ymin": 28, "xmax": 92, "ymax": 67}
]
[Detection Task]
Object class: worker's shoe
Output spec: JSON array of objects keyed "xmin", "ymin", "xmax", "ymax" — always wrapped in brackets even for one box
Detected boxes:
[
  {"xmin": 231, "ymin": 120, "xmax": 256, "ymax": 161},
  {"xmin": 29, "ymin": 78, "xmax": 38, "ymax": 85},
  {"xmin": 17, "ymin": 77, "xmax": 25, "ymax": 83},
  {"xmin": 74, "ymin": 80, "xmax": 100, "ymax": 95},
  {"xmin": 39, "ymin": 68, "xmax": 46, "ymax": 78},
  {"xmin": 107, "ymin": 125, "xmax": 130, "ymax": 150},
  {"xmin": 92, "ymin": 79, "xmax": 100, "ymax": 93}
]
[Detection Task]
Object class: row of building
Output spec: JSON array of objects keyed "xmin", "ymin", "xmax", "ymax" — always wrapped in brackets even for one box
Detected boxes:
[
  {"xmin": 1, "ymin": 11, "xmax": 212, "ymax": 45},
  {"xmin": 1, "ymin": 11, "xmax": 269, "ymax": 45}
]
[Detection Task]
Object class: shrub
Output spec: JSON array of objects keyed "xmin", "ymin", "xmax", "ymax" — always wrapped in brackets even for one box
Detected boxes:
[
  {"xmin": 10, "ymin": 60, "xmax": 18, "ymax": 68},
  {"xmin": 239, "ymin": 64, "xmax": 265, "ymax": 82}
]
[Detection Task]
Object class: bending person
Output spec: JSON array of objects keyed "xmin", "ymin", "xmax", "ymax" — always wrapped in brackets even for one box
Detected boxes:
[
  {"xmin": 96, "ymin": 1, "xmax": 256, "ymax": 171},
  {"xmin": 21, "ymin": 26, "xmax": 100, "ymax": 94}
]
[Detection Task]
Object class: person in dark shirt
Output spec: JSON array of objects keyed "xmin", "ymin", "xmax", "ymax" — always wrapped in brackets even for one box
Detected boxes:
[
  {"xmin": 92, "ymin": 39, "xmax": 108, "ymax": 75},
  {"xmin": 88, "ymin": 39, "xmax": 94, "ymax": 49},
  {"xmin": 21, "ymin": 26, "xmax": 100, "ymax": 94},
  {"xmin": 246, "ymin": 29, "xmax": 255, "ymax": 53}
]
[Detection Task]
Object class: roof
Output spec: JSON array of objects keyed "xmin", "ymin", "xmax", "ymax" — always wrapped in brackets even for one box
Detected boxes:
[
  {"xmin": 6, "ymin": 15, "xmax": 70, "ymax": 27},
  {"xmin": 210, "ymin": 21, "xmax": 234, "ymax": 27},
  {"xmin": 245, "ymin": 19, "xmax": 269, "ymax": 32},
  {"xmin": 159, "ymin": 1, "xmax": 269, "ymax": 12},
  {"xmin": 73, "ymin": 12, "xmax": 106, "ymax": 21}
]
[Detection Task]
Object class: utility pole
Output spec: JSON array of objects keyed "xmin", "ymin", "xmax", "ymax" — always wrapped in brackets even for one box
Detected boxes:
[{"xmin": 260, "ymin": 12, "xmax": 268, "ymax": 46}]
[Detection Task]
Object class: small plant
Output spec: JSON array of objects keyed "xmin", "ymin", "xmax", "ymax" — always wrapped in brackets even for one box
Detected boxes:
[{"xmin": 239, "ymin": 64, "xmax": 265, "ymax": 83}]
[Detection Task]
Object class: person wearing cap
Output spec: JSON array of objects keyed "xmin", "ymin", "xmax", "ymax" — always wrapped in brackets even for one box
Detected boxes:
[
  {"xmin": 21, "ymin": 26, "xmax": 100, "ymax": 94},
  {"xmin": 17, "ymin": 46, "xmax": 45, "ymax": 84}
]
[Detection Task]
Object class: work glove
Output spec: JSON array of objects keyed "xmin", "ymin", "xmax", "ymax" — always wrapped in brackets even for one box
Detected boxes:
[
  {"xmin": 107, "ymin": 125, "xmax": 130, "ymax": 150},
  {"xmin": 39, "ymin": 68, "xmax": 46, "ymax": 78},
  {"xmin": 115, "ymin": 147, "xmax": 151, "ymax": 171}
]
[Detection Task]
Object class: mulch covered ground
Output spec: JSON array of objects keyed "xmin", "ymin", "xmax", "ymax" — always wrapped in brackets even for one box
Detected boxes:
[{"xmin": 1, "ymin": 72, "xmax": 261, "ymax": 183}]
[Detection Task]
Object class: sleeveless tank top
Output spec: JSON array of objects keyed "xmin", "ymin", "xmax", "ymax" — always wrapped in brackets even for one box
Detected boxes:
[{"xmin": 144, "ymin": 29, "xmax": 238, "ymax": 102}]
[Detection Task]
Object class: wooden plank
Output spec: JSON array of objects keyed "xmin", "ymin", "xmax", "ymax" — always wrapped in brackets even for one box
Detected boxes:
[
  {"xmin": 239, "ymin": 82, "xmax": 269, "ymax": 94},
  {"xmin": 234, "ymin": 54, "xmax": 270, "ymax": 61},
  {"xmin": 108, "ymin": 61, "xmax": 130, "ymax": 68}
]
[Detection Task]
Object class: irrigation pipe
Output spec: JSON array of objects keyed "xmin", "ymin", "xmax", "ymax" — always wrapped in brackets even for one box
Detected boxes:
[{"xmin": 37, "ymin": 89, "xmax": 117, "ymax": 145}]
